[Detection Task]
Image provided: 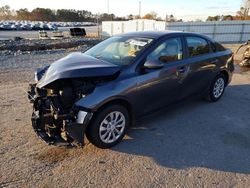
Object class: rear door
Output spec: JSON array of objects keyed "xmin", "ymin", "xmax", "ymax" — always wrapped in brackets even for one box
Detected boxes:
[{"xmin": 179, "ymin": 35, "xmax": 216, "ymax": 99}]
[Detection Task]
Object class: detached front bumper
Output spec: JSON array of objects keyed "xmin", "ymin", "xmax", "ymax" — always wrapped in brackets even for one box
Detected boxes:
[
  {"xmin": 64, "ymin": 110, "xmax": 93, "ymax": 146},
  {"xmin": 28, "ymin": 82, "xmax": 94, "ymax": 147},
  {"xmin": 31, "ymin": 109, "xmax": 93, "ymax": 147}
]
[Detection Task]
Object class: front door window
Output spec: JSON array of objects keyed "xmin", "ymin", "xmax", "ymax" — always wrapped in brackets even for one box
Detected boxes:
[{"xmin": 146, "ymin": 37, "xmax": 183, "ymax": 64}]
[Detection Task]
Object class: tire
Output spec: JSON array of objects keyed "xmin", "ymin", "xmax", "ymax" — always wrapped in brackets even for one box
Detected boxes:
[
  {"xmin": 205, "ymin": 73, "xmax": 226, "ymax": 102},
  {"xmin": 86, "ymin": 105, "xmax": 130, "ymax": 149}
]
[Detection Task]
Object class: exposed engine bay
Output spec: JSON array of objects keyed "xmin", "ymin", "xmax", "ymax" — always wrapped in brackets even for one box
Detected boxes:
[
  {"xmin": 27, "ymin": 53, "xmax": 121, "ymax": 147},
  {"xmin": 28, "ymin": 77, "xmax": 115, "ymax": 147}
]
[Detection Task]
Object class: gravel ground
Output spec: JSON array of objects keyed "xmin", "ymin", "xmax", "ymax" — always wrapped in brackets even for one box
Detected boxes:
[
  {"xmin": 0, "ymin": 44, "xmax": 250, "ymax": 188},
  {"xmin": 0, "ymin": 38, "xmax": 101, "ymax": 52},
  {"xmin": 0, "ymin": 26, "xmax": 99, "ymax": 40}
]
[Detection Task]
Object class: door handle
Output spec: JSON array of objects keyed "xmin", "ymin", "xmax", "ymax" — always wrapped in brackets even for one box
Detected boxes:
[
  {"xmin": 177, "ymin": 66, "xmax": 187, "ymax": 74},
  {"xmin": 210, "ymin": 59, "xmax": 219, "ymax": 64}
]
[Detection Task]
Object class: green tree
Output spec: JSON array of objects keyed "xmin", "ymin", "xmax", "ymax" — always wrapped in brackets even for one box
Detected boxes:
[
  {"xmin": 99, "ymin": 13, "xmax": 115, "ymax": 21},
  {"xmin": 56, "ymin": 9, "xmax": 80, "ymax": 22},
  {"xmin": 30, "ymin": 8, "xmax": 56, "ymax": 21}
]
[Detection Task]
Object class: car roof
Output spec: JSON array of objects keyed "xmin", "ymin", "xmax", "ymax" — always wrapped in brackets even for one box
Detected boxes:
[{"xmin": 116, "ymin": 31, "xmax": 211, "ymax": 40}]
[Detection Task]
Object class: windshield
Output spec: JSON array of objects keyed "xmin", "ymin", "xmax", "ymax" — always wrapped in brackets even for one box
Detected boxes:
[{"xmin": 85, "ymin": 36, "xmax": 153, "ymax": 66}]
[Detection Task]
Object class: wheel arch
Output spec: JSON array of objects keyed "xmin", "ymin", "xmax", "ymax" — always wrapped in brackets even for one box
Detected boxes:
[
  {"xmin": 220, "ymin": 70, "xmax": 229, "ymax": 86},
  {"xmin": 90, "ymin": 97, "xmax": 134, "ymax": 127}
]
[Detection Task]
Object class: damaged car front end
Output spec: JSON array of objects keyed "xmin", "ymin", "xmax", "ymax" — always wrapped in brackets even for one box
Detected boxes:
[
  {"xmin": 29, "ymin": 84, "xmax": 93, "ymax": 147},
  {"xmin": 27, "ymin": 32, "xmax": 234, "ymax": 149},
  {"xmin": 28, "ymin": 53, "xmax": 120, "ymax": 147}
]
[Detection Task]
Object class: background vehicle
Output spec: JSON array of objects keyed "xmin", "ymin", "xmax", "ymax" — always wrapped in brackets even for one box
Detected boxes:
[
  {"xmin": 236, "ymin": 40, "xmax": 250, "ymax": 66},
  {"xmin": 28, "ymin": 31, "xmax": 234, "ymax": 148}
]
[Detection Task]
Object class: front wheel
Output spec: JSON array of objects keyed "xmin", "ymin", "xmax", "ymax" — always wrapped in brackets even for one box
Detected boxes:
[
  {"xmin": 205, "ymin": 74, "xmax": 226, "ymax": 102},
  {"xmin": 86, "ymin": 105, "xmax": 130, "ymax": 149}
]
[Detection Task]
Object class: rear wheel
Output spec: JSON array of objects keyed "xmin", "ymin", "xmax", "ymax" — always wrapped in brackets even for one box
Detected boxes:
[
  {"xmin": 86, "ymin": 105, "xmax": 129, "ymax": 149},
  {"xmin": 205, "ymin": 74, "xmax": 226, "ymax": 102}
]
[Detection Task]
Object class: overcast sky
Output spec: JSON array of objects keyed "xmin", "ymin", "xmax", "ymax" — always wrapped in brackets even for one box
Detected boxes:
[{"xmin": 0, "ymin": 0, "xmax": 242, "ymax": 21}]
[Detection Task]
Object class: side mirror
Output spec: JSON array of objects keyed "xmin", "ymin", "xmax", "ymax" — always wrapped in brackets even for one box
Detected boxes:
[{"xmin": 144, "ymin": 60, "xmax": 164, "ymax": 69}]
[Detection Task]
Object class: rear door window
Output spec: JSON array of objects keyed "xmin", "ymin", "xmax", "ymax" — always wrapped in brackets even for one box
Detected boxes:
[
  {"xmin": 186, "ymin": 37, "xmax": 210, "ymax": 57},
  {"xmin": 211, "ymin": 42, "xmax": 226, "ymax": 52}
]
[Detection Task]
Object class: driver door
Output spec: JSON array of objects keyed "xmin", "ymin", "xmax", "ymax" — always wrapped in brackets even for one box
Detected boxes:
[{"xmin": 134, "ymin": 37, "xmax": 187, "ymax": 116}]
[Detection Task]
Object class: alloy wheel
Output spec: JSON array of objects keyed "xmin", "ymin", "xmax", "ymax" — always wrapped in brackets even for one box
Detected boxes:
[
  {"xmin": 99, "ymin": 111, "xmax": 126, "ymax": 144},
  {"xmin": 213, "ymin": 78, "xmax": 225, "ymax": 98}
]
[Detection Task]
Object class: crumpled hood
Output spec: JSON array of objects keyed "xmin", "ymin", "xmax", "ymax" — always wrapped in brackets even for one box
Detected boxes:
[{"xmin": 37, "ymin": 52, "xmax": 120, "ymax": 88}]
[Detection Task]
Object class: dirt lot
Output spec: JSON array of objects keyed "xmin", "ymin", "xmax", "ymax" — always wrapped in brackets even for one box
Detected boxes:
[{"xmin": 0, "ymin": 44, "xmax": 250, "ymax": 188}]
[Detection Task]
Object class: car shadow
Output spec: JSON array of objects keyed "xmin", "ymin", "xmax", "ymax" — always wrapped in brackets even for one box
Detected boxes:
[{"xmin": 113, "ymin": 84, "xmax": 250, "ymax": 174}]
